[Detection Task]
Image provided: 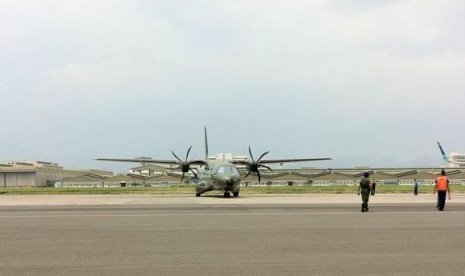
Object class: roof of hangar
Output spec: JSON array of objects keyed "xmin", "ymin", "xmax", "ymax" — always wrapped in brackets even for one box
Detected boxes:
[
  {"xmin": 0, "ymin": 167, "xmax": 37, "ymax": 173},
  {"xmin": 267, "ymin": 171, "xmax": 312, "ymax": 181},
  {"xmin": 130, "ymin": 164, "xmax": 169, "ymax": 171},
  {"xmin": 104, "ymin": 174, "xmax": 144, "ymax": 182},
  {"xmin": 146, "ymin": 173, "xmax": 182, "ymax": 182},
  {"xmin": 62, "ymin": 175, "xmax": 105, "ymax": 182},
  {"xmin": 311, "ymin": 172, "xmax": 354, "ymax": 181},
  {"xmin": 397, "ymin": 171, "xmax": 436, "ymax": 180}
]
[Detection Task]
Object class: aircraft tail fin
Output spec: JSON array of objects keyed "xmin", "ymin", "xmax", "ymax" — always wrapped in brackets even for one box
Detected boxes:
[
  {"xmin": 437, "ymin": 142, "xmax": 450, "ymax": 162},
  {"xmin": 204, "ymin": 126, "xmax": 209, "ymax": 160}
]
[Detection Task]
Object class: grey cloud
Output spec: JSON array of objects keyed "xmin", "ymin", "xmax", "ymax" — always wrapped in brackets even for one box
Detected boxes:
[{"xmin": 1, "ymin": 0, "xmax": 464, "ymax": 170}]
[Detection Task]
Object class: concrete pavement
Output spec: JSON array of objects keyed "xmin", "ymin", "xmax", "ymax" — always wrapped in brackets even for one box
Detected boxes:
[
  {"xmin": 1, "ymin": 202, "xmax": 465, "ymax": 276},
  {"xmin": 1, "ymin": 193, "xmax": 464, "ymax": 206}
]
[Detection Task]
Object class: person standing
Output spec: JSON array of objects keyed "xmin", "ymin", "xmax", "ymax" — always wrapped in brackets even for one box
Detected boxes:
[
  {"xmin": 433, "ymin": 170, "xmax": 451, "ymax": 211},
  {"xmin": 413, "ymin": 179, "xmax": 419, "ymax": 196},
  {"xmin": 357, "ymin": 172, "xmax": 372, "ymax": 212},
  {"xmin": 371, "ymin": 179, "xmax": 376, "ymax": 196}
]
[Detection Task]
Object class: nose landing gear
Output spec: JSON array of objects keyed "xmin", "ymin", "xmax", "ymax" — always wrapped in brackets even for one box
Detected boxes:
[{"xmin": 223, "ymin": 191, "xmax": 239, "ymax": 198}]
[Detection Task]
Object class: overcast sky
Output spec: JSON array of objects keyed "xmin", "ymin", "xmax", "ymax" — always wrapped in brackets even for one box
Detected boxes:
[{"xmin": 1, "ymin": 0, "xmax": 464, "ymax": 172}]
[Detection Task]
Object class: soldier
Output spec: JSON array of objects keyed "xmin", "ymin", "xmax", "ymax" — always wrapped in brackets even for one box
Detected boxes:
[
  {"xmin": 433, "ymin": 170, "xmax": 451, "ymax": 211},
  {"xmin": 357, "ymin": 172, "xmax": 372, "ymax": 212}
]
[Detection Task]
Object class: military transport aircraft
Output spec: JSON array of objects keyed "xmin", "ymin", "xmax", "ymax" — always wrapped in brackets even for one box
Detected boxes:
[{"xmin": 96, "ymin": 127, "xmax": 331, "ymax": 197}]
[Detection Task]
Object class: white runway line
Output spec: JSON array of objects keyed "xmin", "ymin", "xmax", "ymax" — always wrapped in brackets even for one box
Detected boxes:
[{"xmin": 2, "ymin": 211, "xmax": 465, "ymax": 218}]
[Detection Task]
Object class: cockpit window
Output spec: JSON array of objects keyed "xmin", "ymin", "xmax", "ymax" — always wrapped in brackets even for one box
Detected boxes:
[{"xmin": 214, "ymin": 166, "xmax": 238, "ymax": 174}]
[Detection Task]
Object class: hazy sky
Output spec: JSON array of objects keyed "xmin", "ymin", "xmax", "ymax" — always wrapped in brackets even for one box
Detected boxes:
[{"xmin": 1, "ymin": 0, "xmax": 464, "ymax": 172}]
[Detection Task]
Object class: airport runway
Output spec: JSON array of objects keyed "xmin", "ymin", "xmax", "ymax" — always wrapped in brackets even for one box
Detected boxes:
[{"xmin": 1, "ymin": 195, "xmax": 465, "ymax": 276}]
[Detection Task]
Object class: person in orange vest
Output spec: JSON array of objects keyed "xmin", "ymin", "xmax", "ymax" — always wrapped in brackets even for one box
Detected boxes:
[{"xmin": 433, "ymin": 170, "xmax": 451, "ymax": 211}]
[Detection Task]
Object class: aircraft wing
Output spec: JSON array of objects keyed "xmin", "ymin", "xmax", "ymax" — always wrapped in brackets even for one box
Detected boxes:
[
  {"xmin": 95, "ymin": 158, "xmax": 208, "ymax": 166},
  {"xmin": 259, "ymin": 158, "xmax": 332, "ymax": 164},
  {"xmin": 95, "ymin": 158, "xmax": 179, "ymax": 166},
  {"xmin": 232, "ymin": 155, "xmax": 331, "ymax": 183},
  {"xmin": 233, "ymin": 158, "xmax": 331, "ymax": 166}
]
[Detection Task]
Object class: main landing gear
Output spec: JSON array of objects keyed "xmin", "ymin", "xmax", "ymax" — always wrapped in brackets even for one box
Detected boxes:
[{"xmin": 195, "ymin": 190, "xmax": 239, "ymax": 198}]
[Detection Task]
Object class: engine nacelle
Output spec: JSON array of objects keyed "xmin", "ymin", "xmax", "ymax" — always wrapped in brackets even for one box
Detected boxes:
[{"xmin": 196, "ymin": 182, "xmax": 213, "ymax": 194}]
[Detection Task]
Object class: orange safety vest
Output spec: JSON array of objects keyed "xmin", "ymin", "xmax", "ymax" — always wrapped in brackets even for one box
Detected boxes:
[{"xmin": 436, "ymin": 176, "xmax": 449, "ymax": 191}]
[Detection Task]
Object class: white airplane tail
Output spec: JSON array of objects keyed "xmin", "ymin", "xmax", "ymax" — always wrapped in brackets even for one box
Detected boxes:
[{"xmin": 437, "ymin": 142, "xmax": 450, "ymax": 162}]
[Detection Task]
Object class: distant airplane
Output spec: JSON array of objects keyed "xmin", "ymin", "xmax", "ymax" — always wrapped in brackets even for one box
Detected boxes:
[
  {"xmin": 96, "ymin": 127, "xmax": 331, "ymax": 197},
  {"xmin": 437, "ymin": 142, "xmax": 465, "ymax": 167}
]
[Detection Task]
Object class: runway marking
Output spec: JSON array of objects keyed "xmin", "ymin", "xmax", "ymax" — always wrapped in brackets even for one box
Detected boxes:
[{"xmin": 1, "ymin": 211, "xmax": 465, "ymax": 218}]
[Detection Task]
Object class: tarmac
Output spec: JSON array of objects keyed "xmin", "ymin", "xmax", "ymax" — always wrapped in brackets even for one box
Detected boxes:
[
  {"xmin": 2, "ymin": 193, "xmax": 465, "ymax": 206},
  {"xmin": 1, "ymin": 194, "xmax": 465, "ymax": 276}
]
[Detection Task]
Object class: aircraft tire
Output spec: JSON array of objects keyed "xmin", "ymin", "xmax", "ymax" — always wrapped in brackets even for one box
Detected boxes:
[
  {"xmin": 233, "ymin": 191, "xmax": 239, "ymax": 197},
  {"xmin": 224, "ymin": 192, "xmax": 231, "ymax": 198},
  {"xmin": 195, "ymin": 193, "xmax": 201, "ymax": 197}
]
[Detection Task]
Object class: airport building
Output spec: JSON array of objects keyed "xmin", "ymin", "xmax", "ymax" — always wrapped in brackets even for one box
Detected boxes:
[
  {"xmin": 2, "ymin": 159, "xmax": 465, "ymax": 188},
  {"xmin": 128, "ymin": 164, "xmax": 167, "ymax": 177},
  {"xmin": 0, "ymin": 161, "xmax": 114, "ymax": 188},
  {"xmin": 243, "ymin": 168, "xmax": 465, "ymax": 186},
  {"xmin": 59, "ymin": 172, "xmax": 182, "ymax": 188}
]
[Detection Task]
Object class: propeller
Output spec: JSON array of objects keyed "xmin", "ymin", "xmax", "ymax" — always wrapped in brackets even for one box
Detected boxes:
[
  {"xmin": 245, "ymin": 146, "xmax": 273, "ymax": 183},
  {"xmin": 171, "ymin": 146, "xmax": 200, "ymax": 182}
]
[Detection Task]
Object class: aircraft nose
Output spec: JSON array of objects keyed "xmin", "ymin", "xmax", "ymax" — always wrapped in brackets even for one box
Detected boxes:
[
  {"xmin": 226, "ymin": 178, "xmax": 235, "ymax": 187},
  {"xmin": 223, "ymin": 175, "xmax": 239, "ymax": 187},
  {"xmin": 215, "ymin": 173, "xmax": 240, "ymax": 187}
]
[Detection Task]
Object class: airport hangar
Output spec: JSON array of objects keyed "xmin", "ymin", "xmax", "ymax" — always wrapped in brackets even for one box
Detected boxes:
[
  {"xmin": 1, "ymin": 160, "xmax": 465, "ymax": 188},
  {"xmin": 60, "ymin": 164, "xmax": 465, "ymax": 188},
  {"xmin": 0, "ymin": 161, "xmax": 113, "ymax": 188},
  {"xmin": 0, "ymin": 161, "xmax": 185, "ymax": 188}
]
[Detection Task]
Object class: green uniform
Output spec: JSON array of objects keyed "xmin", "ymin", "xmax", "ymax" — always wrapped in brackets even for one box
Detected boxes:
[{"xmin": 359, "ymin": 177, "xmax": 371, "ymax": 212}]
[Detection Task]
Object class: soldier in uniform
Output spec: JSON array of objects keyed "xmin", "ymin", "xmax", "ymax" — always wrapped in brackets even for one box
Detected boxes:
[{"xmin": 357, "ymin": 172, "xmax": 372, "ymax": 212}]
